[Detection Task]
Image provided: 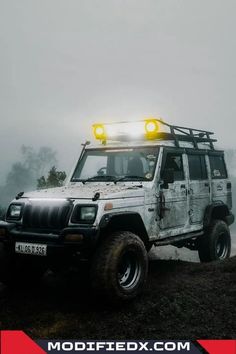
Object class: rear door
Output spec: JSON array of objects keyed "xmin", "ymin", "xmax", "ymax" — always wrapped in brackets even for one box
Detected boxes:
[
  {"xmin": 187, "ymin": 152, "xmax": 210, "ymax": 224},
  {"xmin": 209, "ymin": 153, "xmax": 230, "ymax": 207}
]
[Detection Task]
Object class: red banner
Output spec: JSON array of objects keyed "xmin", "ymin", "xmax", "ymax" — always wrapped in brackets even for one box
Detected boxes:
[
  {"xmin": 0, "ymin": 331, "xmax": 235, "ymax": 354},
  {"xmin": 0, "ymin": 331, "xmax": 46, "ymax": 354},
  {"xmin": 197, "ymin": 340, "xmax": 236, "ymax": 354}
]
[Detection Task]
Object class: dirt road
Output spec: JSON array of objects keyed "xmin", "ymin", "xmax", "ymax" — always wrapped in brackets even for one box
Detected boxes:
[{"xmin": 0, "ymin": 254, "xmax": 235, "ymax": 340}]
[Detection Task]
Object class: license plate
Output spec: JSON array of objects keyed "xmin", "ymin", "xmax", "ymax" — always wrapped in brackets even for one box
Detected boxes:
[{"xmin": 15, "ymin": 242, "xmax": 47, "ymax": 256}]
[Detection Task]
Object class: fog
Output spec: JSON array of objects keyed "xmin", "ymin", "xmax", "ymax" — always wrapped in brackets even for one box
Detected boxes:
[{"xmin": 0, "ymin": 0, "xmax": 236, "ymax": 184}]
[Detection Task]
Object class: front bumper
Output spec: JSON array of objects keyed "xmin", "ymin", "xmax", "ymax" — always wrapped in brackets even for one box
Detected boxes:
[{"xmin": 0, "ymin": 221, "xmax": 99, "ymax": 257}]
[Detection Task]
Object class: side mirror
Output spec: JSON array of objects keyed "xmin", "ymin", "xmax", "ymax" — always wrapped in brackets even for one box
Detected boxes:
[{"xmin": 161, "ymin": 168, "xmax": 174, "ymax": 189}]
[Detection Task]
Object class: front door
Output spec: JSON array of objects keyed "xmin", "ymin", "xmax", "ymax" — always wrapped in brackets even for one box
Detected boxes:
[{"xmin": 159, "ymin": 149, "xmax": 188, "ymax": 236}]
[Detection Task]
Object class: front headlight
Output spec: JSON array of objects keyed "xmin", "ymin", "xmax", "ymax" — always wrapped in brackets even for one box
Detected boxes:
[
  {"xmin": 7, "ymin": 204, "xmax": 23, "ymax": 220},
  {"xmin": 71, "ymin": 205, "xmax": 97, "ymax": 224},
  {"xmin": 80, "ymin": 206, "xmax": 96, "ymax": 222}
]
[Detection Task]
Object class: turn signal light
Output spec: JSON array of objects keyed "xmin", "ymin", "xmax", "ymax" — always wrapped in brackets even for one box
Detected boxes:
[
  {"xmin": 64, "ymin": 234, "xmax": 84, "ymax": 242},
  {"xmin": 104, "ymin": 203, "xmax": 113, "ymax": 211}
]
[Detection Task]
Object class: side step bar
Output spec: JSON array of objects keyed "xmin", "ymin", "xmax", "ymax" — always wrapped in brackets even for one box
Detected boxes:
[{"xmin": 154, "ymin": 231, "xmax": 204, "ymax": 247}]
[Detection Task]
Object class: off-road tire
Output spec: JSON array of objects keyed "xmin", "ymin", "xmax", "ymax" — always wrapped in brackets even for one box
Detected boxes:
[
  {"xmin": 198, "ymin": 220, "xmax": 231, "ymax": 262},
  {"xmin": 90, "ymin": 231, "xmax": 148, "ymax": 302},
  {"xmin": 0, "ymin": 244, "xmax": 47, "ymax": 287}
]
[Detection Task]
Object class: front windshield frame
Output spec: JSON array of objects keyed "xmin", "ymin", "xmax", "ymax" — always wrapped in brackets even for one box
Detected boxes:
[{"xmin": 71, "ymin": 146, "xmax": 159, "ymax": 183}]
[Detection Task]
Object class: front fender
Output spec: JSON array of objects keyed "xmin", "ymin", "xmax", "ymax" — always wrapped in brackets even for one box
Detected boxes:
[{"xmin": 98, "ymin": 211, "xmax": 149, "ymax": 247}]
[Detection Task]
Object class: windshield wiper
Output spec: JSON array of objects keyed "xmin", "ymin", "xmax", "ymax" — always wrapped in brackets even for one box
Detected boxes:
[
  {"xmin": 82, "ymin": 175, "xmax": 117, "ymax": 184},
  {"xmin": 116, "ymin": 175, "xmax": 148, "ymax": 182}
]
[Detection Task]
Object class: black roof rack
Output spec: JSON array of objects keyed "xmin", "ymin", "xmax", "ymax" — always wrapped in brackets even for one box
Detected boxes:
[{"xmin": 157, "ymin": 119, "xmax": 216, "ymax": 150}]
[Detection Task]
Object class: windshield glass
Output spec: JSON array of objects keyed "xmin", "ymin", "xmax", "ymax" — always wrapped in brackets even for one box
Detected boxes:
[{"xmin": 71, "ymin": 147, "xmax": 159, "ymax": 182}]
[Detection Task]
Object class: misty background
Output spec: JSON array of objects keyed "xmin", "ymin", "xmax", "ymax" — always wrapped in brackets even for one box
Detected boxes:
[{"xmin": 0, "ymin": 1, "xmax": 236, "ymax": 238}]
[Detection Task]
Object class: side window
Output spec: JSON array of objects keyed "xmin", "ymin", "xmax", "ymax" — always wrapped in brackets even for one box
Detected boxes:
[
  {"xmin": 209, "ymin": 155, "xmax": 227, "ymax": 179},
  {"xmin": 162, "ymin": 152, "xmax": 184, "ymax": 181},
  {"xmin": 188, "ymin": 154, "xmax": 207, "ymax": 180}
]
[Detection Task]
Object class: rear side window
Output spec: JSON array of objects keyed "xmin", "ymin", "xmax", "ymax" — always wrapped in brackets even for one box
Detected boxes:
[
  {"xmin": 209, "ymin": 155, "xmax": 227, "ymax": 179},
  {"xmin": 188, "ymin": 154, "xmax": 207, "ymax": 180}
]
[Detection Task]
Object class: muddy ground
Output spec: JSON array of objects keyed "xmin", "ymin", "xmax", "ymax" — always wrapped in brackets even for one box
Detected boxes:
[{"xmin": 0, "ymin": 246, "xmax": 235, "ymax": 340}]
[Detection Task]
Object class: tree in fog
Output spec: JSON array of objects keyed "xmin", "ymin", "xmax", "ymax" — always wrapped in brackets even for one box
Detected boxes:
[
  {"xmin": 21, "ymin": 145, "xmax": 57, "ymax": 179},
  {"xmin": 0, "ymin": 145, "xmax": 58, "ymax": 208},
  {"xmin": 37, "ymin": 166, "xmax": 67, "ymax": 189}
]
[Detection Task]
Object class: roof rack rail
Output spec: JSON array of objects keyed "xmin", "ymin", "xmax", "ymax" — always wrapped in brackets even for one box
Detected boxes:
[{"xmin": 157, "ymin": 119, "xmax": 216, "ymax": 150}]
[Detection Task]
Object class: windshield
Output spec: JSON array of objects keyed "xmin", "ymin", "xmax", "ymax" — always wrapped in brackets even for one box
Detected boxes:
[{"xmin": 71, "ymin": 147, "xmax": 159, "ymax": 182}]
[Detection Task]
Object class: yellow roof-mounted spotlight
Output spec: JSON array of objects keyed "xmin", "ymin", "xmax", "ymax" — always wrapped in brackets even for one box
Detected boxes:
[
  {"xmin": 93, "ymin": 124, "xmax": 107, "ymax": 141},
  {"xmin": 92, "ymin": 118, "xmax": 164, "ymax": 142},
  {"xmin": 144, "ymin": 118, "xmax": 160, "ymax": 139}
]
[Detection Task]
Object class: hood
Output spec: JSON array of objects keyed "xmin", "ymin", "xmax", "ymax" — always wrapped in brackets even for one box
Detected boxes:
[{"xmin": 23, "ymin": 183, "xmax": 144, "ymax": 201}]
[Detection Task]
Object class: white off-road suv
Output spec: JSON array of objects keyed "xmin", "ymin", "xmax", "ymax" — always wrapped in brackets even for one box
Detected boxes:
[{"xmin": 0, "ymin": 119, "xmax": 234, "ymax": 301}]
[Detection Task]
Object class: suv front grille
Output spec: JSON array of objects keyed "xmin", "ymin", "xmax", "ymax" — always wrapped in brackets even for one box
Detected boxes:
[{"xmin": 22, "ymin": 201, "xmax": 71, "ymax": 230}]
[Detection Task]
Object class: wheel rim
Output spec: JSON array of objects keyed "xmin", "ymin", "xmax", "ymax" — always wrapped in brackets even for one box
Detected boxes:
[
  {"xmin": 117, "ymin": 251, "xmax": 141, "ymax": 290},
  {"xmin": 216, "ymin": 232, "xmax": 229, "ymax": 259}
]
